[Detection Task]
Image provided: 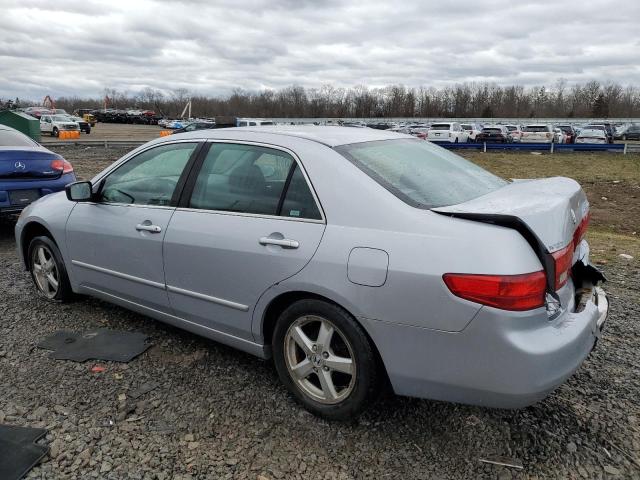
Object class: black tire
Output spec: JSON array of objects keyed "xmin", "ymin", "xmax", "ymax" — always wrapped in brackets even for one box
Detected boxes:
[
  {"xmin": 52, "ymin": 127, "xmax": 59, "ymax": 138},
  {"xmin": 27, "ymin": 236, "xmax": 73, "ymax": 303},
  {"xmin": 86, "ymin": 128, "xmax": 91, "ymax": 134},
  {"xmin": 273, "ymin": 299, "xmax": 380, "ymax": 421},
  {"xmin": 454, "ymin": 137, "xmax": 459, "ymax": 144}
]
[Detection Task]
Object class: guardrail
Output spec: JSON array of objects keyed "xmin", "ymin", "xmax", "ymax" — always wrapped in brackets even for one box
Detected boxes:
[{"xmin": 431, "ymin": 141, "xmax": 639, "ymax": 153}]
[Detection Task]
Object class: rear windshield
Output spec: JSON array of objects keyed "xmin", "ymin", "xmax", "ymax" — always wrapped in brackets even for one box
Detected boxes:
[
  {"xmin": 0, "ymin": 129, "xmax": 37, "ymax": 147},
  {"xmin": 335, "ymin": 139, "xmax": 506, "ymax": 208},
  {"xmin": 505, "ymin": 126, "xmax": 517, "ymax": 131},
  {"xmin": 430, "ymin": 124, "xmax": 451, "ymax": 130},
  {"xmin": 482, "ymin": 128, "xmax": 502, "ymax": 133},
  {"xmin": 523, "ymin": 126, "xmax": 549, "ymax": 132}
]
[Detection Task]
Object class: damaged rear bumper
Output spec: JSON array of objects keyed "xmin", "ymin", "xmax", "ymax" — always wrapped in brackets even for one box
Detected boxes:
[{"xmin": 362, "ymin": 282, "xmax": 609, "ymax": 409}]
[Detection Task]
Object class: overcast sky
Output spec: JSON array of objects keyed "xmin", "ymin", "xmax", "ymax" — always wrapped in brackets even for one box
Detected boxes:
[{"xmin": 1, "ymin": 0, "xmax": 639, "ymax": 100}]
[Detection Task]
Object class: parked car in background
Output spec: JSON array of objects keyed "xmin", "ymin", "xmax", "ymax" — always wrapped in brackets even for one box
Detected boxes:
[
  {"xmin": 556, "ymin": 125, "xmax": 576, "ymax": 144},
  {"xmin": 521, "ymin": 124, "xmax": 554, "ymax": 143},
  {"xmin": 575, "ymin": 129, "xmax": 608, "ymax": 144},
  {"xmin": 476, "ymin": 125, "xmax": 512, "ymax": 143},
  {"xmin": 23, "ymin": 107, "xmax": 54, "ymax": 119},
  {"xmin": 40, "ymin": 115, "xmax": 80, "ymax": 137},
  {"xmin": 461, "ymin": 124, "xmax": 482, "ymax": 142},
  {"xmin": 15, "ymin": 126, "xmax": 607, "ymax": 420},
  {"xmin": 553, "ymin": 128, "xmax": 567, "ymax": 144},
  {"xmin": 584, "ymin": 124, "xmax": 613, "ymax": 143},
  {"xmin": 504, "ymin": 125, "xmax": 523, "ymax": 142},
  {"xmin": 63, "ymin": 115, "xmax": 91, "ymax": 134},
  {"xmin": 616, "ymin": 123, "xmax": 640, "ymax": 140},
  {"xmin": 171, "ymin": 122, "xmax": 216, "ymax": 134},
  {"xmin": 409, "ymin": 127, "xmax": 430, "ymax": 140},
  {"xmin": 427, "ymin": 122, "xmax": 468, "ymax": 143},
  {"xmin": 0, "ymin": 125, "xmax": 76, "ymax": 216}
]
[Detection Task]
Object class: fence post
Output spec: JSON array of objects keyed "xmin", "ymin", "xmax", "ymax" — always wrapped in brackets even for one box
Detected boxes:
[
  {"xmin": 623, "ymin": 143, "xmax": 628, "ymax": 155},
  {"xmin": 483, "ymin": 142, "xmax": 487, "ymax": 153},
  {"xmin": 550, "ymin": 142, "xmax": 554, "ymax": 154}
]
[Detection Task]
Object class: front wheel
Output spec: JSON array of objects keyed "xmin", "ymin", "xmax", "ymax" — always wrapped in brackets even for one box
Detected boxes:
[
  {"xmin": 52, "ymin": 127, "xmax": 59, "ymax": 137},
  {"xmin": 28, "ymin": 236, "xmax": 73, "ymax": 302},
  {"xmin": 273, "ymin": 299, "xmax": 380, "ymax": 420}
]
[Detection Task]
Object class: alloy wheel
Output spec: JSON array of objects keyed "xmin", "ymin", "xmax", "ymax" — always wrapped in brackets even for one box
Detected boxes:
[
  {"xmin": 284, "ymin": 315, "xmax": 356, "ymax": 404},
  {"xmin": 32, "ymin": 245, "xmax": 59, "ymax": 298}
]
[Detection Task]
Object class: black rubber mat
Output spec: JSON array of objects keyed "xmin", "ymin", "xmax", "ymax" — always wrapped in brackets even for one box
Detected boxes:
[
  {"xmin": 0, "ymin": 425, "xmax": 48, "ymax": 480},
  {"xmin": 37, "ymin": 329, "xmax": 151, "ymax": 362}
]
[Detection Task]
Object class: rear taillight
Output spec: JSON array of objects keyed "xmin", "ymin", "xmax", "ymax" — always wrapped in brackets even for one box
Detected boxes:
[
  {"xmin": 573, "ymin": 211, "xmax": 590, "ymax": 247},
  {"xmin": 51, "ymin": 159, "xmax": 74, "ymax": 174},
  {"xmin": 443, "ymin": 271, "xmax": 546, "ymax": 311},
  {"xmin": 551, "ymin": 243, "xmax": 573, "ymax": 290}
]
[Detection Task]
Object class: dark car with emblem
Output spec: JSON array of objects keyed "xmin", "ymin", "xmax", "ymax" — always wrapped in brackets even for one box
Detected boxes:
[{"xmin": 0, "ymin": 125, "xmax": 76, "ymax": 216}]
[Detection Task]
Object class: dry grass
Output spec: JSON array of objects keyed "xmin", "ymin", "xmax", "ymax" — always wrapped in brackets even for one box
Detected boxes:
[{"xmin": 461, "ymin": 151, "xmax": 640, "ymax": 183}]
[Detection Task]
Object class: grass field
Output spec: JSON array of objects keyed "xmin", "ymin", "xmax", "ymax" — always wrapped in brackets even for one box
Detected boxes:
[{"xmin": 460, "ymin": 150, "xmax": 640, "ymax": 263}]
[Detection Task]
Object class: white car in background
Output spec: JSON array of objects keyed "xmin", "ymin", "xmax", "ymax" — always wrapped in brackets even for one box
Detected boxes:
[
  {"xmin": 576, "ymin": 129, "xmax": 608, "ymax": 144},
  {"xmin": 40, "ymin": 114, "xmax": 80, "ymax": 137},
  {"xmin": 427, "ymin": 122, "xmax": 468, "ymax": 143},
  {"xmin": 505, "ymin": 125, "xmax": 524, "ymax": 142},
  {"xmin": 553, "ymin": 128, "xmax": 567, "ymax": 144},
  {"xmin": 521, "ymin": 124, "xmax": 554, "ymax": 143},
  {"xmin": 461, "ymin": 123, "xmax": 482, "ymax": 142}
]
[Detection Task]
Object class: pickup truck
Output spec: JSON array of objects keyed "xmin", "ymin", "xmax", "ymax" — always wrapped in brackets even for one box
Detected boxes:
[{"xmin": 40, "ymin": 115, "xmax": 80, "ymax": 137}]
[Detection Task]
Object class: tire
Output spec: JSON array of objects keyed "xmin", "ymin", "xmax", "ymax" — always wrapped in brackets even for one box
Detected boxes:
[
  {"xmin": 86, "ymin": 128, "xmax": 91, "ymax": 134},
  {"xmin": 27, "ymin": 236, "xmax": 73, "ymax": 303},
  {"xmin": 52, "ymin": 127, "xmax": 59, "ymax": 138},
  {"xmin": 454, "ymin": 137, "xmax": 459, "ymax": 144},
  {"xmin": 272, "ymin": 299, "xmax": 380, "ymax": 420}
]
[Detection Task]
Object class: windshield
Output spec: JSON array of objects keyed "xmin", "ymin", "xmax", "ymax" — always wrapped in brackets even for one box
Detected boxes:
[
  {"xmin": 335, "ymin": 139, "xmax": 507, "ymax": 208},
  {"xmin": 430, "ymin": 124, "xmax": 451, "ymax": 130},
  {"xmin": 52, "ymin": 115, "xmax": 71, "ymax": 122}
]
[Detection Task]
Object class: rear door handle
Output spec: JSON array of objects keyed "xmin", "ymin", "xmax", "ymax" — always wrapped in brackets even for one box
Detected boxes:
[
  {"xmin": 259, "ymin": 237, "xmax": 299, "ymax": 249},
  {"xmin": 136, "ymin": 223, "xmax": 162, "ymax": 233}
]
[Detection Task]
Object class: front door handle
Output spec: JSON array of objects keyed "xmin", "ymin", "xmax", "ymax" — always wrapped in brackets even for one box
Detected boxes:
[
  {"xmin": 259, "ymin": 237, "xmax": 299, "ymax": 249},
  {"xmin": 136, "ymin": 223, "xmax": 162, "ymax": 233}
]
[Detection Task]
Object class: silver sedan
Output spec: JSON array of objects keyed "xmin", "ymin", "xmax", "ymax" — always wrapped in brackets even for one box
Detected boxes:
[{"xmin": 15, "ymin": 126, "xmax": 608, "ymax": 419}]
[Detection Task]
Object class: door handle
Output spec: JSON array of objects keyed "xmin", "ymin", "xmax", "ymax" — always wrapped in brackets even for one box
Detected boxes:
[
  {"xmin": 136, "ymin": 223, "xmax": 162, "ymax": 233},
  {"xmin": 259, "ymin": 237, "xmax": 299, "ymax": 249}
]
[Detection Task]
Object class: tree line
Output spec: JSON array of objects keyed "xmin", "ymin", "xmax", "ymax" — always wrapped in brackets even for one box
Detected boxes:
[{"xmin": 3, "ymin": 81, "xmax": 640, "ymax": 118}]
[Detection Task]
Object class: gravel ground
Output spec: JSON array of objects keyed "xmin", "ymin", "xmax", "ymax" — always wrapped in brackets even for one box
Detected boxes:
[{"xmin": 0, "ymin": 147, "xmax": 638, "ymax": 479}]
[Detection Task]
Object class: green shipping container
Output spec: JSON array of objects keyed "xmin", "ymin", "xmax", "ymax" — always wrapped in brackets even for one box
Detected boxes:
[{"xmin": 0, "ymin": 110, "xmax": 41, "ymax": 142}]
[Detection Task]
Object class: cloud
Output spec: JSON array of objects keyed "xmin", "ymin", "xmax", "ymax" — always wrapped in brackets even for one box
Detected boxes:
[{"xmin": 0, "ymin": 0, "xmax": 638, "ymax": 100}]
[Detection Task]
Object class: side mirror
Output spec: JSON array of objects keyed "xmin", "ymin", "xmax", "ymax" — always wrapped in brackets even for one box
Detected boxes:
[{"xmin": 65, "ymin": 181, "xmax": 93, "ymax": 202}]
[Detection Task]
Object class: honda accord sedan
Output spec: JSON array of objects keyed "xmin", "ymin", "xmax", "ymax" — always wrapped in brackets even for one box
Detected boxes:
[
  {"xmin": 1, "ymin": 125, "xmax": 75, "ymax": 216},
  {"xmin": 15, "ymin": 126, "xmax": 608, "ymax": 420}
]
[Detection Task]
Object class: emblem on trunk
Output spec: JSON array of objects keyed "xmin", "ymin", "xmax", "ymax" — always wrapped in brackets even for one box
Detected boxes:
[{"xmin": 14, "ymin": 161, "xmax": 26, "ymax": 170}]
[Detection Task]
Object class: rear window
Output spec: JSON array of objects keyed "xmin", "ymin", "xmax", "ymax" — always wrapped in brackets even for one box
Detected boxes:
[
  {"xmin": 0, "ymin": 129, "xmax": 37, "ymax": 147},
  {"xmin": 335, "ymin": 139, "xmax": 506, "ymax": 209},
  {"xmin": 523, "ymin": 126, "xmax": 550, "ymax": 132},
  {"xmin": 505, "ymin": 126, "xmax": 517, "ymax": 131},
  {"xmin": 430, "ymin": 124, "xmax": 451, "ymax": 130},
  {"xmin": 482, "ymin": 128, "xmax": 502, "ymax": 133}
]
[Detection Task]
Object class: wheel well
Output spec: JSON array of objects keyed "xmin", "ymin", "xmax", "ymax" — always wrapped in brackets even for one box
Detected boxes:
[
  {"xmin": 261, "ymin": 291, "xmax": 390, "ymax": 384},
  {"xmin": 21, "ymin": 222, "xmax": 55, "ymax": 269}
]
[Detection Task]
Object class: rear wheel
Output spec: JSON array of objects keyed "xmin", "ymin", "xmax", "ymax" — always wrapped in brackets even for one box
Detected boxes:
[
  {"xmin": 28, "ymin": 236, "xmax": 73, "ymax": 302},
  {"xmin": 273, "ymin": 299, "xmax": 380, "ymax": 420}
]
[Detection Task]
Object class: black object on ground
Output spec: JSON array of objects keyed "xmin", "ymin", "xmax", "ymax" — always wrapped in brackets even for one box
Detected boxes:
[
  {"xmin": 0, "ymin": 425, "xmax": 48, "ymax": 480},
  {"xmin": 37, "ymin": 329, "xmax": 151, "ymax": 362}
]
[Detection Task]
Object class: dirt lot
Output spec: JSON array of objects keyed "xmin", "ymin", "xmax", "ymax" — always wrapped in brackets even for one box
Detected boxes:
[
  {"xmin": 40, "ymin": 123, "xmax": 165, "ymax": 142},
  {"xmin": 0, "ymin": 146, "xmax": 638, "ymax": 479}
]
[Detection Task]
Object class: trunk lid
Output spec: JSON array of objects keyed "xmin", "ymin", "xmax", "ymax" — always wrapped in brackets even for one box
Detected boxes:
[
  {"xmin": 433, "ymin": 177, "xmax": 588, "ymax": 252},
  {"xmin": 433, "ymin": 177, "xmax": 590, "ymax": 298},
  {"xmin": 0, "ymin": 147, "xmax": 63, "ymax": 180}
]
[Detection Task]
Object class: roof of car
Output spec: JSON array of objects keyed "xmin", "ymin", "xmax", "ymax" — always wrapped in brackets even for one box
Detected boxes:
[{"xmin": 186, "ymin": 125, "xmax": 410, "ymax": 147}]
